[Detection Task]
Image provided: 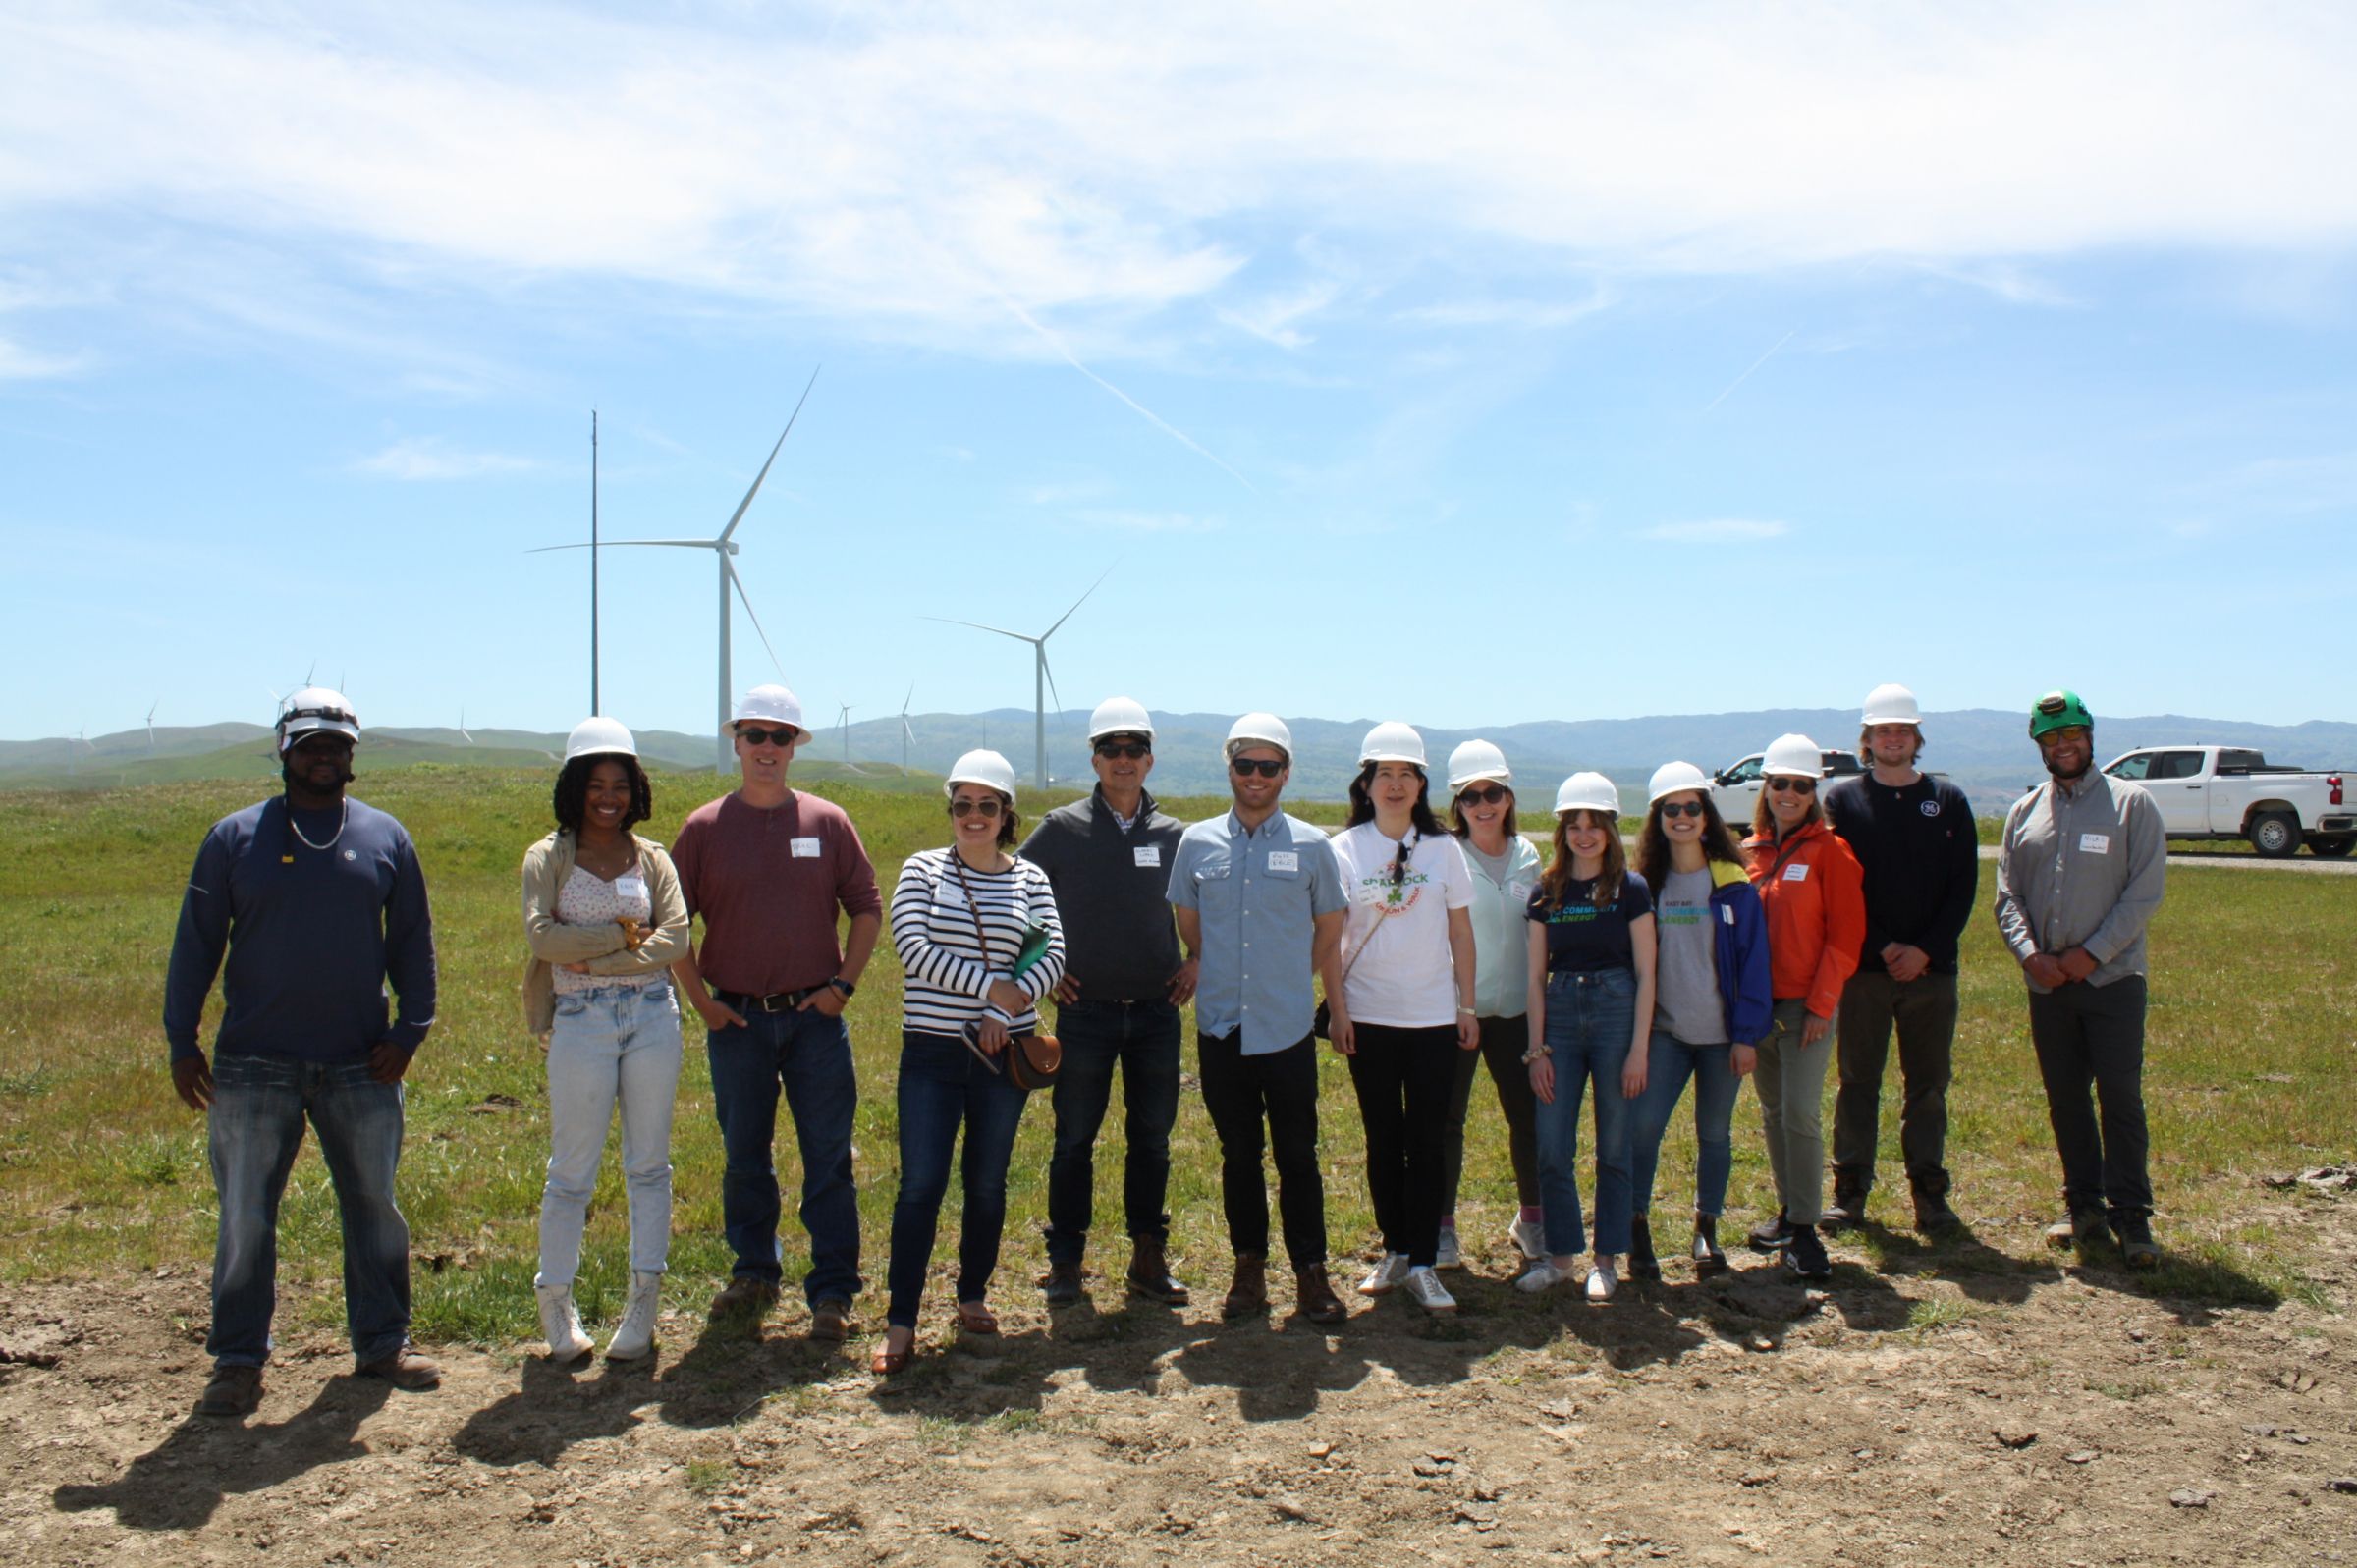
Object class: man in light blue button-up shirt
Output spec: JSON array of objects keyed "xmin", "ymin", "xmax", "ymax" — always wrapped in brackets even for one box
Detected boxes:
[{"xmin": 1168, "ymin": 713, "xmax": 1348, "ymax": 1323}]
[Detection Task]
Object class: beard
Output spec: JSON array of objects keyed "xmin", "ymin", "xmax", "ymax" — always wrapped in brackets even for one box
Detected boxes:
[{"xmin": 2043, "ymin": 749, "xmax": 2091, "ymax": 782}]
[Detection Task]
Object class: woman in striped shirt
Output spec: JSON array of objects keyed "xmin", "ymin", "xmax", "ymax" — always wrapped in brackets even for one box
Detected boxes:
[{"xmin": 875, "ymin": 750, "xmax": 1067, "ymax": 1374}]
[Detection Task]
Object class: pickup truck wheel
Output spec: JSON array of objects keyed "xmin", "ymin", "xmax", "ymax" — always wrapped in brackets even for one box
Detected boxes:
[
  {"xmin": 2247, "ymin": 810, "xmax": 2301, "ymax": 858},
  {"xmin": 2309, "ymin": 834, "xmax": 2355, "ymax": 859}
]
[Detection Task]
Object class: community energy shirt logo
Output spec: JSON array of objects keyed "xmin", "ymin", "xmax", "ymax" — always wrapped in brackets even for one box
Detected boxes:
[{"xmin": 1361, "ymin": 866, "xmax": 1430, "ymax": 916}]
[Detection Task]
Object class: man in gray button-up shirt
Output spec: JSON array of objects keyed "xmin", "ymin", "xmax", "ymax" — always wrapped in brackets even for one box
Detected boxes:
[
  {"xmin": 1994, "ymin": 690, "xmax": 2166, "ymax": 1268},
  {"xmin": 1168, "ymin": 712, "xmax": 1348, "ymax": 1323}
]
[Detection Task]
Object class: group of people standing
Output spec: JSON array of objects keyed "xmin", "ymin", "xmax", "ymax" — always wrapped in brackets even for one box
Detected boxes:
[{"xmin": 162, "ymin": 677, "xmax": 2166, "ymax": 1415}]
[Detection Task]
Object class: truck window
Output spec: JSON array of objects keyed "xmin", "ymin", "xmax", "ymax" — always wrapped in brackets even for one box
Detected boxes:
[
  {"xmin": 2219, "ymin": 749, "xmax": 2267, "ymax": 773},
  {"xmin": 1724, "ymin": 757, "xmax": 1763, "ymax": 784},
  {"xmin": 2109, "ymin": 753, "xmax": 2153, "ymax": 781},
  {"xmin": 2151, "ymin": 751, "xmax": 2204, "ymax": 780}
]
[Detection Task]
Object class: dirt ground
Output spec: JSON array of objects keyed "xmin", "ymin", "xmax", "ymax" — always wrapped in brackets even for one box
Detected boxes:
[{"xmin": 7, "ymin": 1198, "xmax": 2357, "ymax": 1568}]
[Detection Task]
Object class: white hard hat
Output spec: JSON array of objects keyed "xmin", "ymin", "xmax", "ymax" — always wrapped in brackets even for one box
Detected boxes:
[
  {"xmin": 277, "ymin": 686, "xmax": 359, "ymax": 753},
  {"xmin": 1648, "ymin": 760, "xmax": 1712, "ymax": 803},
  {"xmin": 1763, "ymin": 732, "xmax": 1823, "ymax": 779},
  {"xmin": 1226, "ymin": 712, "xmax": 1293, "ymax": 759},
  {"xmin": 1861, "ymin": 683, "xmax": 1922, "ymax": 727},
  {"xmin": 1087, "ymin": 696, "xmax": 1155, "ymax": 742},
  {"xmin": 1554, "ymin": 771, "xmax": 1620, "ymax": 817},
  {"xmin": 733, "ymin": 683, "xmax": 805, "ymax": 731},
  {"xmin": 1447, "ymin": 739, "xmax": 1512, "ymax": 792},
  {"xmin": 1358, "ymin": 720, "xmax": 1426, "ymax": 768},
  {"xmin": 945, "ymin": 748, "xmax": 1018, "ymax": 803},
  {"xmin": 565, "ymin": 716, "xmax": 638, "ymax": 763}
]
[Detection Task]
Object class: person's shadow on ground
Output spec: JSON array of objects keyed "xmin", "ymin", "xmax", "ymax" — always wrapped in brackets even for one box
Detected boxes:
[
  {"xmin": 453, "ymin": 1354, "xmax": 656, "ymax": 1467},
  {"xmin": 52, "ymin": 1374, "xmax": 391, "ymax": 1531}
]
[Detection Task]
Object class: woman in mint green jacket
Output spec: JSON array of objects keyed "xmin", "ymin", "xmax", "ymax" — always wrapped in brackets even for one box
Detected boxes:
[{"xmin": 1438, "ymin": 741, "xmax": 1547, "ymax": 1268}]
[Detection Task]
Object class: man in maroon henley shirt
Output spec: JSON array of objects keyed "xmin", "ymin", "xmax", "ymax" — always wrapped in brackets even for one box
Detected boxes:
[{"xmin": 672, "ymin": 684, "xmax": 883, "ymax": 1337}]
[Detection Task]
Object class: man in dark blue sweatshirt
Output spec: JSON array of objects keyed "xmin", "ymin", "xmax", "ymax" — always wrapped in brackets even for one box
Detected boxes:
[{"xmin": 163, "ymin": 688, "xmax": 438, "ymax": 1418}]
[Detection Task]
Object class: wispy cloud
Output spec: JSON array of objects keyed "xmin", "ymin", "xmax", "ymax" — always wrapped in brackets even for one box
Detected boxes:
[
  {"xmin": 1021, "ymin": 480, "xmax": 1110, "ymax": 506},
  {"xmin": 0, "ymin": 335, "xmax": 86, "ymax": 380},
  {"xmin": 1394, "ymin": 292, "xmax": 1615, "ymax": 330},
  {"xmin": 1069, "ymin": 508, "xmax": 1226, "ymax": 533},
  {"xmin": 1637, "ymin": 518, "xmax": 1790, "ymax": 543},
  {"xmin": 354, "ymin": 439, "xmax": 535, "ymax": 480}
]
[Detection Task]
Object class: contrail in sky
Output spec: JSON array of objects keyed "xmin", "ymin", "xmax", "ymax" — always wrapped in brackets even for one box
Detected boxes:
[
  {"xmin": 1702, "ymin": 327, "xmax": 1797, "ymax": 413},
  {"xmin": 993, "ymin": 290, "xmax": 1263, "ymax": 498}
]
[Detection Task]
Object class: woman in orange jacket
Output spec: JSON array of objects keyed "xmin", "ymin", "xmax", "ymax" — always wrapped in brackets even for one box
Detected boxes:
[{"xmin": 1742, "ymin": 733, "xmax": 1866, "ymax": 1280}]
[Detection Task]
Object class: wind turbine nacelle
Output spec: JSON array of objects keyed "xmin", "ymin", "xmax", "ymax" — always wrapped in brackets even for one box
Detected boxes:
[{"xmin": 722, "ymin": 541, "xmax": 741, "ymax": 556}]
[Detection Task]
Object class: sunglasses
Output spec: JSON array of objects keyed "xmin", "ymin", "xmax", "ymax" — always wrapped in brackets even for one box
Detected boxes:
[
  {"xmin": 1767, "ymin": 778, "xmax": 1816, "ymax": 795},
  {"xmin": 1456, "ymin": 784, "xmax": 1508, "ymax": 806},
  {"xmin": 1658, "ymin": 800, "xmax": 1706, "ymax": 819},
  {"xmin": 949, "ymin": 797, "xmax": 1004, "ymax": 819},
  {"xmin": 1231, "ymin": 758, "xmax": 1285, "ymax": 779},
  {"xmin": 1095, "ymin": 741, "xmax": 1151, "ymax": 760},
  {"xmin": 737, "ymin": 727, "xmax": 799, "ymax": 748}
]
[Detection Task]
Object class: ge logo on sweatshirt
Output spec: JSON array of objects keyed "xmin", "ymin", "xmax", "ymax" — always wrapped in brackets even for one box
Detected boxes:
[{"xmin": 1920, "ymin": 799, "xmax": 1942, "ymax": 818}]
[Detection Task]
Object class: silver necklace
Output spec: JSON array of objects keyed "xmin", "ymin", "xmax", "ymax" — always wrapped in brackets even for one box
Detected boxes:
[{"xmin": 288, "ymin": 798, "xmax": 349, "ymax": 852}]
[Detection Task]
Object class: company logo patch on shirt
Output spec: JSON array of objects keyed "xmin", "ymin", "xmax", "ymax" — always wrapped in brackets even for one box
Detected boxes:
[
  {"xmin": 1919, "ymin": 799, "xmax": 1942, "ymax": 818},
  {"xmin": 2078, "ymin": 833, "xmax": 2111, "ymax": 855},
  {"xmin": 791, "ymin": 836, "xmax": 822, "ymax": 858},
  {"xmin": 1781, "ymin": 862, "xmax": 1811, "ymax": 883},
  {"xmin": 1265, "ymin": 850, "xmax": 1300, "ymax": 874},
  {"xmin": 1133, "ymin": 845, "xmax": 1163, "ymax": 869}
]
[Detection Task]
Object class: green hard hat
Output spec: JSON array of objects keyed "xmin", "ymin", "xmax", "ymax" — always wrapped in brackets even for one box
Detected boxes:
[{"xmin": 2028, "ymin": 689, "xmax": 2094, "ymax": 739}]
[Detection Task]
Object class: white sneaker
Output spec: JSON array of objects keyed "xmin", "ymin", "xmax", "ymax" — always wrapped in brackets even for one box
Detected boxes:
[
  {"xmin": 535, "ymin": 1284, "xmax": 593, "ymax": 1363},
  {"xmin": 1356, "ymin": 1252, "xmax": 1410, "ymax": 1296},
  {"xmin": 1514, "ymin": 1259, "xmax": 1571, "ymax": 1294},
  {"xmin": 1402, "ymin": 1266, "xmax": 1457, "ymax": 1314},
  {"xmin": 1434, "ymin": 1226, "xmax": 1463, "ymax": 1270},
  {"xmin": 1507, "ymin": 1216, "xmax": 1547, "ymax": 1262},
  {"xmin": 1585, "ymin": 1261, "xmax": 1618, "ymax": 1303},
  {"xmin": 604, "ymin": 1271, "xmax": 664, "ymax": 1362}
]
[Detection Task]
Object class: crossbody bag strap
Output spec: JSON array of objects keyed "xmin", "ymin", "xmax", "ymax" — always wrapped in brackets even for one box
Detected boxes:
[{"xmin": 946, "ymin": 853, "xmax": 1001, "ymax": 971}]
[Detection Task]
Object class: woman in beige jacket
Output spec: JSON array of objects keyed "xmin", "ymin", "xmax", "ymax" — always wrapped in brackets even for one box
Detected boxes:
[{"xmin": 520, "ymin": 718, "xmax": 688, "ymax": 1364}]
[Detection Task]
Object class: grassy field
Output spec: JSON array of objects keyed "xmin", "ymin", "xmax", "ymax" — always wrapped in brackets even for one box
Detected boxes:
[{"xmin": 1, "ymin": 764, "xmax": 2350, "ymax": 1345}]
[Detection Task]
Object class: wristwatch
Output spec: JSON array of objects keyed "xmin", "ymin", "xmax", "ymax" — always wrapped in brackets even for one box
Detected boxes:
[{"xmin": 826, "ymin": 976, "xmax": 856, "ymax": 1000}]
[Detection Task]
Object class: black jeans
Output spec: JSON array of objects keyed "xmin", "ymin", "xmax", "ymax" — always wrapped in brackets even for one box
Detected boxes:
[
  {"xmin": 1442, "ymin": 1014, "xmax": 1540, "ymax": 1212},
  {"xmin": 1346, "ymin": 1022, "xmax": 1460, "ymax": 1269},
  {"xmin": 2027, "ymin": 977, "xmax": 2153, "ymax": 1219},
  {"xmin": 1833, "ymin": 969, "xmax": 1959, "ymax": 1199},
  {"xmin": 1197, "ymin": 1029, "xmax": 1326, "ymax": 1269},
  {"xmin": 1043, "ymin": 999, "xmax": 1182, "ymax": 1264}
]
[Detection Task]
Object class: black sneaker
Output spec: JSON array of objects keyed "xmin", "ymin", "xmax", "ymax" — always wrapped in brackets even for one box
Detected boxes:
[
  {"xmin": 1627, "ymin": 1216, "xmax": 1662, "ymax": 1281},
  {"xmin": 2045, "ymin": 1206, "xmax": 2115, "ymax": 1259},
  {"xmin": 1041, "ymin": 1260, "xmax": 1084, "ymax": 1307},
  {"xmin": 1748, "ymin": 1210, "xmax": 1794, "ymax": 1252},
  {"xmin": 2114, "ymin": 1213, "xmax": 2160, "ymax": 1271},
  {"xmin": 1784, "ymin": 1225, "xmax": 1833, "ymax": 1280}
]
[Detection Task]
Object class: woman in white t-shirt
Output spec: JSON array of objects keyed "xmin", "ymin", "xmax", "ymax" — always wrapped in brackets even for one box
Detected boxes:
[{"xmin": 1326, "ymin": 722, "xmax": 1478, "ymax": 1315}]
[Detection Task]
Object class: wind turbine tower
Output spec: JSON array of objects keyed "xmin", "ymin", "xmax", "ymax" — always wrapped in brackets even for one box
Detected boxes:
[
  {"xmin": 836, "ymin": 702, "xmax": 855, "ymax": 764},
  {"xmin": 899, "ymin": 684, "xmax": 915, "ymax": 775},
  {"xmin": 144, "ymin": 701, "xmax": 157, "ymax": 755},
  {"xmin": 925, "ymin": 564, "xmax": 1114, "ymax": 789}
]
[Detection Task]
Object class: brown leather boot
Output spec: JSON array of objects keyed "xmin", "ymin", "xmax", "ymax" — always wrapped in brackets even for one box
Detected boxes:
[
  {"xmin": 1294, "ymin": 1265, "xmax": 1346, "ymax": 1325},
  {"xmin": 1221, "ymin": 1252, "xmax": 1268, "ymax": 1319},
  {"xmin": 1125, "ymin": 1235, "xmax": 1190, "ymax": 1306}
]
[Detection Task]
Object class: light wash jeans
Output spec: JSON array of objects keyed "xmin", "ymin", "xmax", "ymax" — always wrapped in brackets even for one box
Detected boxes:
[
  {"xmin": 537, "ymin": 980, "xmax": 684, "ymax": 1287},
  {"xmin": 207, "ymin": 1052, "xmax": 410, "ymax": 1368}
]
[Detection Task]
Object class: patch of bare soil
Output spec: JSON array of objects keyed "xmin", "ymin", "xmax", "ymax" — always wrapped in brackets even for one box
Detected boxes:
[{"xmin": 7, "ymin": 1202, "xmax": 2357, "ymax": 1567}]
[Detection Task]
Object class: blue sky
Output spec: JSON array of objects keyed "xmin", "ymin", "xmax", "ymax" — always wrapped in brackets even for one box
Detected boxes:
[{"xmin": 5, "ymin": 1, "xmax": 2355, "ymax": 743}]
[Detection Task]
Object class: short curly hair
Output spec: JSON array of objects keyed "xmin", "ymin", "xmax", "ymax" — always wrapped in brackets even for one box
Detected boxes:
[{"xmin": 553, "ymin": 751, "xmax": 653, "ymax": 835}]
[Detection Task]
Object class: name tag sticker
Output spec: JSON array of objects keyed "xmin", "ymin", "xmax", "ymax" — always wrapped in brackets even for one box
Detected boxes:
[
  {"xmin": 1266, "ymin": 850, "xmax": 1300, "ymax": 874},
  {"xmin": 791, "ymin": 837, "xmax": 822, "ymax": 858},
  {"xmin": 1781, "ymin": 862, "xmax": 1811, "ymax": 883},
  {"xmin": 614, "ymin": 875, "xmax": 648, "ymax": 902},
  {"xmin": 2078, "ymin": 833, "xmax": 2110, "ymax": 854},
  {"xmin": 1133, "ymin": 845, "xmax": 1163, "ymax": 868},
  {"xmin": 1508, "ymin": 880, "xmax": 1534, "ymax": 903},
  {"xmin": 1721, "ymin": 903, "xmax": 1734, "ymax": 925}
]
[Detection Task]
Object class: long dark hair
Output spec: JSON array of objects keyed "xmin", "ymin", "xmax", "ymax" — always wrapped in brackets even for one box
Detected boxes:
[
  {"xmin": 1540, "ymin": 809, "xmax": 1625, "ymax": 909},
  {"xmin": 1450, "ymin": 784, "xmax": 1519, "ymax": 842},
  {"xmin": 554, "ymin": 752, "xmax": 654, "ymax": 835},
  {"xmin": 1638, "ymin": 791, "xmax": 1743, "ymax": 888},
  {"xmin": 1344, "ymin": 761, "xmax": 1446, "ymax": 836}
]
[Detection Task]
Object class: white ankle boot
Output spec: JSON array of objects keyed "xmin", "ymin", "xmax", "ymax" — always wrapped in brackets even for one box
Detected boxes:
[
  {"xmin": 605, "ymin": 1271, "xmax": 664, "ymax": 1361},
  {"xmin": 535, "ymin": 1284, "xmax": 592, "ymax": 1363}
]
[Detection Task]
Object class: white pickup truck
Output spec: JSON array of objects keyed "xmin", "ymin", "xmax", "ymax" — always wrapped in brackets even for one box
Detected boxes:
[
  {"xmin": 2102, "ymin": 746, "xmax": 2354, "ymax": 858},
  {"xmin": 1710, "ymin": 748, "xmax": 1863, "ymax": 824}
]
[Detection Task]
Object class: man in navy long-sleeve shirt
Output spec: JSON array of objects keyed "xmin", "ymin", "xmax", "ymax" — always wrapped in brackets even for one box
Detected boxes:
[{"xmin": 163, "ymin": 688, "xmax": 439, "ymax": 1418}]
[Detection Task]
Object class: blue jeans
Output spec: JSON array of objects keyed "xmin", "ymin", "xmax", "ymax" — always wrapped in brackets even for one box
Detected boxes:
[
  {"xmin": 206, "ymin": 1052, "xmax": 410, "ymax": 1368},
  {"xmin": 887, "ymin": 1030, "xmax": 1032, "ymax": 1328},
  {"xmin": 1044, "ymin": 999, "xmax": 1181, "ymax": 1264},
  {"xmin": 706, "ymin": 1002, "xmax": 862, "ymax": 1305},
  {"xmin": 539, "ymin": 981, "xmax": 684, "ymax": 1286},
  {"xmin": 1629, "ymin": 1031, "xmax": 1742, "ymax": 1221},
  {"xmin": 1531, "ymin": 970, "xmax": 1636, "ymax": 1257}
]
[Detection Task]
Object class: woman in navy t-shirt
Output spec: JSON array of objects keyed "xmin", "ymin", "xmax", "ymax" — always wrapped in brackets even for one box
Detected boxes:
[{"xmin": 1519, "ymin": 771, "xmax": 1655, "ymax": 1302}]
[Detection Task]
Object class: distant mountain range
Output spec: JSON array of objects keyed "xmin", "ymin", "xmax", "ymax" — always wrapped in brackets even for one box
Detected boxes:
[{"xmin": 8, "ymin": 709, "xmax": 2353, "ymax": 806}]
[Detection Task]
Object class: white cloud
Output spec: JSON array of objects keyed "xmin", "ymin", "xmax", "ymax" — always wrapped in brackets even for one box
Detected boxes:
[
  {"xmin": 1637, "ymin": 518, "xmax": 1790, "ymax": 543},
  {"xmin": 354, "ymin": 439, "xmax": 535, "ymax": 480},
  {"xmin": 1393, "ymin": 292, "xmax": 1615, "ymax": 329},
  {"xmin": 1069, "ymin": 508, "xmax": 1226, "ymax": 533},
  {"xmin": 0, "ymin": 335, "xmax": 85, "ymax": 379}
]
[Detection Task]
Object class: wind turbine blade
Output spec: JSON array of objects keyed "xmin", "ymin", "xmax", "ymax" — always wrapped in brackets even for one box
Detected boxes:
[
  {"xmin": 719, "ymin": 365, "xmax": 820, "ymax": 545},
  {"xmin": 919, "ymin": 615, "xmax": 1039, "ymax": 645},
  {"xmin": 1041, "ymin": 648, "xmax": 1066, "ymax": 727},
  {"xmin": 1041, "ymin": 561, "xmax": 1118, "ymax": 640},
  {"xmin": 902, "ymin": 681, "xmax": 914, "ymax": 718},
  {"xmin": 529, "ymin": 539, "xmax": 716, "ymax": 554},
  {"xmin": 726, "ymin": 561, "xmax": 788, "ymax": 679}
]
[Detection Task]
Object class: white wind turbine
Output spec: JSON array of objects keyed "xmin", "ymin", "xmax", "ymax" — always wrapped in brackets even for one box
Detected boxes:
[
  {"xmin": 458, "ymin": 708, "xmax": 474, "ymax": 745},
  {"xmin": 531, "ymin": 369, "xmax": 820, "ymax": 771},
  {"xmin": 898, "ymin": 683, "xmax": 915, "ymax": 775},
  {"xmin": 924, "ymin": 564, "xmax": 1114, "ymax": 789},
  {"xmin": 144, "ymin": 701, "xmax": 157, "ymax": 755},
  {"xmin": 835, "ymin": 701, "xmax": 855, "ymax": 765}
]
